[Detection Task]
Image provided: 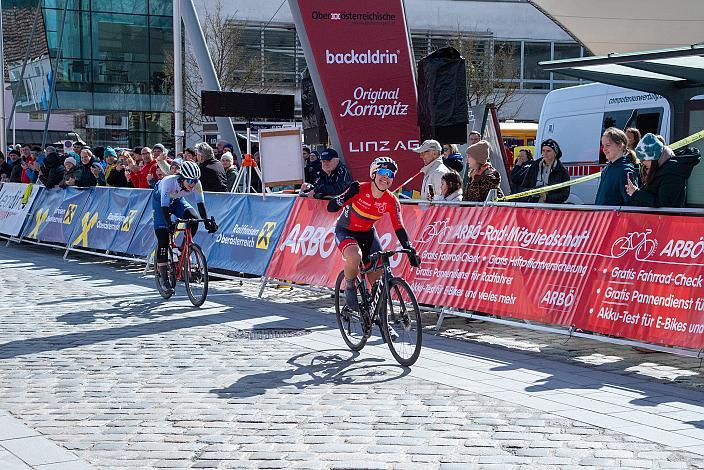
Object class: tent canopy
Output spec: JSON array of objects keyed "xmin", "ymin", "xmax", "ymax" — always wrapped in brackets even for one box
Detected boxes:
[
  {"xmin": 527, "ymin": 0, "xmax": 704, "ymax": 56},
  {"xmin": 539, "ymin": 45, "xmax": 704, "ymax": 140}
]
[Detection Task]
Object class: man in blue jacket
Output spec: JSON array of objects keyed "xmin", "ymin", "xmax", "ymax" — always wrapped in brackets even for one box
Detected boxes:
[{"xmin": 300, "ymin": 148, "xmax": 352, "ymax": 198}]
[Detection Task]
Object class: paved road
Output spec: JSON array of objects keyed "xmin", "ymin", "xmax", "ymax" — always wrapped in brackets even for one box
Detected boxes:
[{"xmin": 1, "ymin": 243, "xmax": 704, "ymax": 469}]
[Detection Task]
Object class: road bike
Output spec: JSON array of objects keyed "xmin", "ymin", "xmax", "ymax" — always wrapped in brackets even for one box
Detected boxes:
[
  {"xmin": 155, "ymin": 217, "xmax": 210, "ymax": 307},
  {"xmin": 334, "ymin": 249, "xmax": 422, "ymax": 366}
]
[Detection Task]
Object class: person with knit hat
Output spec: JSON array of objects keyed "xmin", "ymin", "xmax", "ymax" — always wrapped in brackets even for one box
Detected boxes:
[
  {"xmin": 518, "ymin": 138, "xmax": 570, "ymax": 203},
  {"xmin": 220, "ymin": 151, "xmax": 239, "ymax": 191},
  {"xmin": 463, "ymin": 140, "xmax": 504, "ymax": 202},
  {"xmin": 59, "ymin": 153, "xmax": 79, "ymax": 188},
  {"xmin": 626, "ymin": 133, "xmax": 700, "ymax": 207}
]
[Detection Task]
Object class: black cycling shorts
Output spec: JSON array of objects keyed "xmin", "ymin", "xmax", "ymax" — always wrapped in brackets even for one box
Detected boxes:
[{"xmin": 334, "ymin": 225, "xmax": 381, "ymax": 267}]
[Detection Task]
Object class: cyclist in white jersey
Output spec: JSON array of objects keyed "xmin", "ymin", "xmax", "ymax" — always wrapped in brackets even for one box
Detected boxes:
[{"xmin": 152, "ymin": 160, "xmax": 217, "ymax": 294}]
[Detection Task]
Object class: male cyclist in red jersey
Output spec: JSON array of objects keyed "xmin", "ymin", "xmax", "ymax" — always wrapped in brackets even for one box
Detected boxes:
[{"xmin": 327, "ymin": 156, "xmax": 421, "ymax": 310}]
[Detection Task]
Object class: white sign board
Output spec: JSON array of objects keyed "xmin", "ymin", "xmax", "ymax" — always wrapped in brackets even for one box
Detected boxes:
[
  {"xmin": 0, "ymin": 183, "xmax": 41, "ymax": 236},
  {"xmin": 258, "ymin": 127, "xmax": 304, "ymax": 187}
]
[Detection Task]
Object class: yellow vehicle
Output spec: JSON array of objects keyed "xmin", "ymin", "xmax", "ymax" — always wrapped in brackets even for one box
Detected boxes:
[{"xmin": 500, "ymin": 121, "xmax": 537, "ymax": 148}]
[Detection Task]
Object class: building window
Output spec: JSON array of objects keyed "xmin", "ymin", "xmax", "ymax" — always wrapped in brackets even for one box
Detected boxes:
[{"xmin": 523, "ymin": 42, "xmax": 551, "ymax": 89}]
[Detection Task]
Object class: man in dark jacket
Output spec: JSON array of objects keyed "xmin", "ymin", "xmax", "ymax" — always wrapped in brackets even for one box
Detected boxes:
[
  {"xmin": 196, "ymin": 142, "xmax": 227, "ymax": 192},
  {"xmin": 0, "ymin": 152, "xmax": 11, "ymax": 181},
  {"xmin": 8, "ymin": 150, "xmax": 23, "ymax": 182},
  {"xmin": 39, "ymin": 151, "xmax": 65, "ymax": 188},
  {"xmin": 519, "ymin": 139, "xmax": 570, "ymax": 203},
  {"xmin": 304, "ymin": 150, "xmax": 322, "ymax": 184},
  {"xmin": 300, "ymin": 148, "xmax": 352, "ymax": 198}
]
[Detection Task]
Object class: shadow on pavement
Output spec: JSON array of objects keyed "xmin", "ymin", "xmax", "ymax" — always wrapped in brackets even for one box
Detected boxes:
[{"xmin": 211, "ymin": 350, "xmax": 411, "ymax": 399}]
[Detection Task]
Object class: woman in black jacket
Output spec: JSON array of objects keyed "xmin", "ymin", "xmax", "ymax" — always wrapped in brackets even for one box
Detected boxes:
[
  {"xmin": 626, "ymin": 133, "xmax": 700, "ymax": 208},
  {"xmin": 518, "ymin": 139, "xmax": 570, "ymax": 203},
  {"xmin": 39, "ymin": 152, "xmax": 65, "ymax": 188},
  {"xmin": 510, "ymin": 148, "xmax": 533, "ymax": 193}
]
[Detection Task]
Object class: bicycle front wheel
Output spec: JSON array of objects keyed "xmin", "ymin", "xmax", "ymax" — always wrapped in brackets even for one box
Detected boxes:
[
  {"xmin": 334, "ymin": 271, "xmax": 367, "ymax": 352},
  {"xmin": 382, "ymin": 277, "xmax": 422, "ymax": 366},
  {"xmin": 184, "ymin": 244, "xmax": 209, "ymax": 307}
]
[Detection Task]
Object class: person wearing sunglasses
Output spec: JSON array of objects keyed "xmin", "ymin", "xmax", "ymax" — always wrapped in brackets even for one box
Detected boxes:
[
  {"xmin": 151, "ymin": 159, "xmax": 218, "ymax": 295},
  {"xmin": 327, "ymin": 156, "xmax": 421, "ymax": 311}
]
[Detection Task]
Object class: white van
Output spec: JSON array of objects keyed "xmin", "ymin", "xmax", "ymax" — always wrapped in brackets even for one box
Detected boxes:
[{"xmin": 535, "ymin": 83, "xmax": 671, "ymax": 204}]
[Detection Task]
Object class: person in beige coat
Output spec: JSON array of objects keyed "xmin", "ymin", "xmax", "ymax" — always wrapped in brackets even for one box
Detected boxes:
[{"xmin": 413, "ymin": 139, "xmax": 450, "ymax": 200}]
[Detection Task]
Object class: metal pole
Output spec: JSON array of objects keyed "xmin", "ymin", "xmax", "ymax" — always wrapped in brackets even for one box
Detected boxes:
[
  {"xmin": 0, "ymin": 0, "xmax": 7, "ymax": 153},
  {"xmin": 180, "ymin": 0, "xmax": 240, "ymax": 160},
  {"xmin": 6, "ymin": 2, "xmax": 41, "ymax": 136},
  {"xmin": 173, "ymin": 0, "xmax": 184, "ymax": 155},
  {"xmin": 41, "ymin": 0, "xmax": 69, "ymax": 150}
]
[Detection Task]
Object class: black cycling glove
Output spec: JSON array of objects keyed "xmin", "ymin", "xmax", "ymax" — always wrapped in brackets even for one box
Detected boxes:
[
  {"xmin": 327, "ymin": 181, "xmax": 360, "ymax": 212},
  {"xmin": 395, "ymin": 228, "xmax": 421, "ymax": 267}
]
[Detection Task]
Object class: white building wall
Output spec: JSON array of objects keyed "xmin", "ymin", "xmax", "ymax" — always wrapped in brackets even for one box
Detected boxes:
[{"xmin": 192, "ymin": 0, "xmax": 575, "ymax": 121}]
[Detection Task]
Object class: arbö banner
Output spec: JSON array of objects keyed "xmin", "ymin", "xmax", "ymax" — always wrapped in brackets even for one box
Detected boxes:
[
  {"xmin": 266, "ymin": 199, "xmax": 704, "ymax": 350},
  {"xmin": 290, "ymin": 0, "xmax": 421, "ymax": 185}
]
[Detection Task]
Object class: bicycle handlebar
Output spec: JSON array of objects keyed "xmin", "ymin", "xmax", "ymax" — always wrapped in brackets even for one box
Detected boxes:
[
  {"xmin": 368, "ymin": 248, "xmax": 413, "ymax": 264},
  {"xmin": 173, "ymin": 216, "xmax": 215, "ymax": 224}
]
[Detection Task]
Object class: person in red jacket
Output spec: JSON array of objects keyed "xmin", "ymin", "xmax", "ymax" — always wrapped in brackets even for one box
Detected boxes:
[{"xmin": 129, "ymin": 146, "xmax": 157, "ymax": 189}]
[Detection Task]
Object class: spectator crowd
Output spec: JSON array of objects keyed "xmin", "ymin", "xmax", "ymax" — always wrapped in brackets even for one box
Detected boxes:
[{"xmin": 2, "ymin": 125, "xmax": 700, "ymax": 210}]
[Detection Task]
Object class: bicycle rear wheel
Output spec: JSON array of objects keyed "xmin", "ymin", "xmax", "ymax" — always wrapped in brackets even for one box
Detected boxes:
[
  {"xmin": 184, "ymin": 244, "xmax": 208, "ymax": 307},
  {"xmin": 381, "ymin": 277, "xmax": 422, "ymax": 366},
  {"xmin": 334, "ymin": 271, "xmax": 367, "ymax": 351}
]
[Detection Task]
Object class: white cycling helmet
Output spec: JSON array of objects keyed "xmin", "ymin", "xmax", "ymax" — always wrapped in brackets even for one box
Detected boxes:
[
  {"xmin": 179, "ymin": 160, "xmax": 201, "ymax": 180},
  {"xmin": 369, "ymin": 156, "xmax": 398, "ymax": 178}
]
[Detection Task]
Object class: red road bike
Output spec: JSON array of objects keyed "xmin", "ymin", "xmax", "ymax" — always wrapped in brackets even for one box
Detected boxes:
[{"xmin": 155, "ymin": 218, "xmax": 210, "ymax": 307}]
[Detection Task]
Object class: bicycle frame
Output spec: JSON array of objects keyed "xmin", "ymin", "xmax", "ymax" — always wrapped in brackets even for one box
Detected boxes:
[
  {"xmin": 170, "ymin": 218, "xmax": 207, "ymax": 281},
  {"xmin": 358, "ymin": 254, "xmax": 395, "ymax": 324}
]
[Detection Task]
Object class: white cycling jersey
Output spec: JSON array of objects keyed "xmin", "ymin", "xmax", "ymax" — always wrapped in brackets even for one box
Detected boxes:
[{"xmin": 156, "ymin": 174, "xmax": 204, "ymax": 207}]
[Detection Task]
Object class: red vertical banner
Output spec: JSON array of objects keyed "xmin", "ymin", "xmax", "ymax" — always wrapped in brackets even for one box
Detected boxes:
[
  {"xmin": 291, "ymin": 0, "xmax": 421, "ymax": 184},
  {"xmin": 579, "ymin": 213, "xmax": 704, "ymax": 349}
]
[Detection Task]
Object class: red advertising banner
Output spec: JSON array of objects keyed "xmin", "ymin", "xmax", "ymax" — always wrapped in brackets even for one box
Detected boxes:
[
  {"xmin": 267, "ymin": 198, "xmax": 704, "ymax": 349},
  {"xmin": 402, "ymin": 205, "xmax": 615, "ymax": 326},
  {"xmin": 579, "ymin": 213, "xmax": 704, "ymax": 349},
  {"xmin": 291, "ymin": 0, "xmax": 421, "ymax": 184}
]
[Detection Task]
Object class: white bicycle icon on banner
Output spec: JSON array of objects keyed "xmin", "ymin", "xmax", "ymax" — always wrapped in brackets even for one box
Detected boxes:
[
  {"xmin": 610, "ymin": 229, "xmax": 658, "ymax": 261},
  {"xmin": 418, "ymin": 219, "xmax": 451, "ymax": 243}
]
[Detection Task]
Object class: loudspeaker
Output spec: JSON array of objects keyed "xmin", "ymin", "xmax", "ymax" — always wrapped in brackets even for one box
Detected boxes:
[
  {"xmin": 417, "ymin": 47, "xmax": 469, "ymax": 144},
  {"xmin": 301, "ymin": 68, "xmax": 328, "ymax": 145}
]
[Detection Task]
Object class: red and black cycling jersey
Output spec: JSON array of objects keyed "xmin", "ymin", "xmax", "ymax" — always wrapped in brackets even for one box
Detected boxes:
[{"xmin": 335, "ymin": 182, "xmax": 404, "ymax": 232}]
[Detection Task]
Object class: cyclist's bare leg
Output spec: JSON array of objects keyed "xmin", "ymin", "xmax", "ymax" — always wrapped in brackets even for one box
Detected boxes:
[{"xmin": 343, "ymin": 244, "xmax": 362, "ymax": 281}]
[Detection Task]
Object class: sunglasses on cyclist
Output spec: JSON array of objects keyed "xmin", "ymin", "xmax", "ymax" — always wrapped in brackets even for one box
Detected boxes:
[
  {"xmin": 376, "ymin": 168, "xmax": 396, "ymax": 178},
  {"xmin": 183, "ymin": 177, "xmax": 198, "ymax": 185}
]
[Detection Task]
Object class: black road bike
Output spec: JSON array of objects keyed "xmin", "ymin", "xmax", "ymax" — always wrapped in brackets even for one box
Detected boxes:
[{"xmin": 334, "ymin": 249, "xmax": 422, "ymax": 366}]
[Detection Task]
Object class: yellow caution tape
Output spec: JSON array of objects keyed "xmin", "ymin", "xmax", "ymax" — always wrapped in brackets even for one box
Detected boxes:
[
  {"xmin": 496, "ymin": 172, "xmax": 601, "ymax": 202},
  {"xmin": 670, "ymin": 128, "xmax": 704, "ymax": 150},
  {"xmin": 496, "ymin": 129, "xmax": 704, "ymax": 202}
]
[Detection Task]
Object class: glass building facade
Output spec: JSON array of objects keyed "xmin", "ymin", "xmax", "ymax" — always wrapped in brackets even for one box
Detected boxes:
[{"xmin": 5, "ymin": 0, "xmax": 174, "ymax": 147}]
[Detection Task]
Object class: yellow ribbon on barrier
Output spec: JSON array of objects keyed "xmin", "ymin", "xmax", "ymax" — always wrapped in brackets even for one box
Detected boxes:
[
  {"xmin": 495, "ymin": 128, "xmax": 704, "ymax": 202},
  {"xmin": 670, "ymin": 128, "xmax": 704, "ymax": 150},
  {"xmin": 27, "ymin": 208, "xmax": 49, "ymax": 239},
  {"xmin": 72, "ymin": 212, "xmax": 99, "ymax": 248},
  {"xmin": 496, "ymin": 172, "xmax": 601, "ymax": 202}
]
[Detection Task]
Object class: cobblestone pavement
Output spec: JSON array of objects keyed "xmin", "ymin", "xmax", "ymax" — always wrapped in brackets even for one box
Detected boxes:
[{"xmin": 2, "ymin": 243, "xmax": 704, "ymax": 469}]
